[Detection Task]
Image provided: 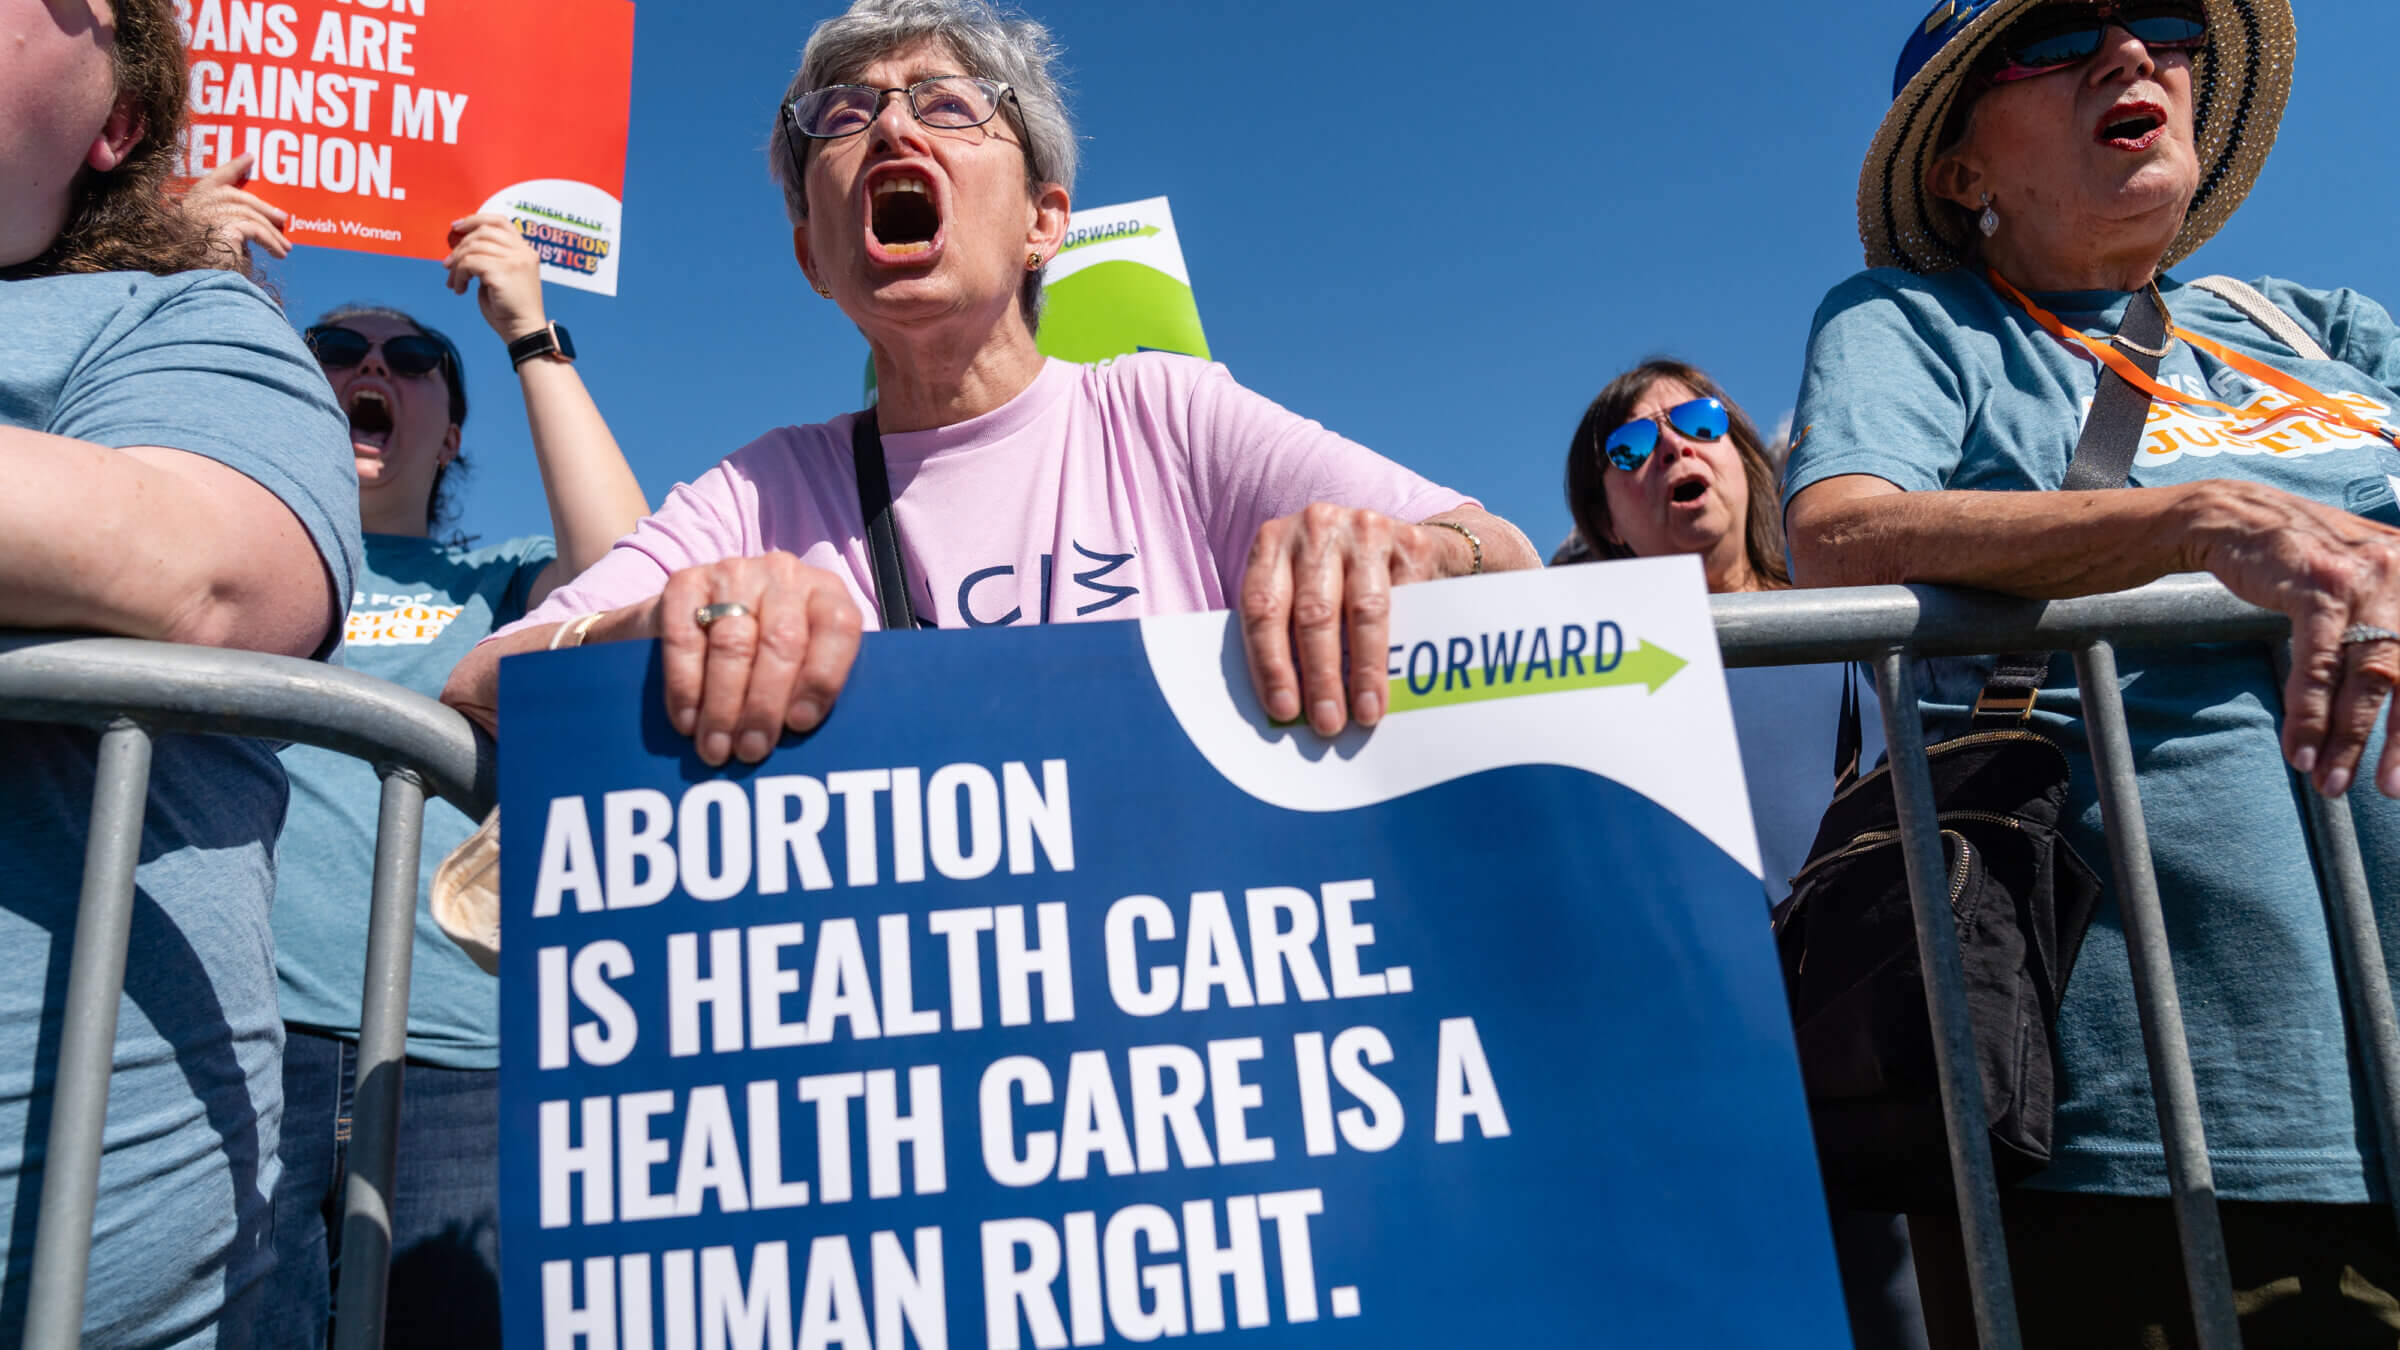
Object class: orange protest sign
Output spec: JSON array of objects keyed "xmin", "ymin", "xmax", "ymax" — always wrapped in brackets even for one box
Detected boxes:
[{"xmin": 174, "ymin": 0, "xmax": 636, "ymax": 294}]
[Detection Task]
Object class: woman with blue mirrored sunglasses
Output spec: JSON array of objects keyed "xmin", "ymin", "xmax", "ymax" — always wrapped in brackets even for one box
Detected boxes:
[
  {"xmin": 1600, "ymin": 395, "xmax": 1733, "ymax": 471},
  {"xmin": 1563, "ymin": 361, "xmax": 1789, "ymax": 596},
  {"xmin": 1560, "ymin": 362, "xmax": 1931, "ymax": 1349}
]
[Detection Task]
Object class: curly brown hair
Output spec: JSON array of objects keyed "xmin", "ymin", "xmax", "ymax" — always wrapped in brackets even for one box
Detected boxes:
[{"xmin": 6, "ymin": 0, "xmax": 243, "ymax": 280}]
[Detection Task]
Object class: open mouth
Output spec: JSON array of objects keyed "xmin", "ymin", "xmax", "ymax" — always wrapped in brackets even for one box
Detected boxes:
[
  {"xmin": 347, "ymin": 389, "xmax": 394, "ymax": 453},
  {"xmin": 1670, "ymin": 479, "xmax": 1709, "ymax": 505},
  {"xmin": 2096, "ymin": 103, "xmax": 2166, "ymax": 149},
  {"xmin": 868, "ymin": 171, "xmax": 942, "ymax": 261}
]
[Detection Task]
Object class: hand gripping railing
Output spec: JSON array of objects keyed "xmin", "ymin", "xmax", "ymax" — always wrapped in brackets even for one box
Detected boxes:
[
  {"xmin": 5, "ymin": 576, "xmax": 2389, "ymax": 1349},
  {"xmin": 1715, "ymin": 572, "xmax": 2398, "ymax": 1350},
  {"xmin": 0, "ymin": 634, "xmax": 494, "ymax": 1350}
]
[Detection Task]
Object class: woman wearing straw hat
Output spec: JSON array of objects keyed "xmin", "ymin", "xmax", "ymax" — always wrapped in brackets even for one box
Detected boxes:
[{"xmin": 1784, "ymin": 0, "xmax": 2400, "ymax": 1342}]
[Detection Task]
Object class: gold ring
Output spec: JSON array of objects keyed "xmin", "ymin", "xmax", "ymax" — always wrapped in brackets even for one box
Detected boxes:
[{"xmin": 694, "ymin": 602, "xmax": 751, "ymax": 629}]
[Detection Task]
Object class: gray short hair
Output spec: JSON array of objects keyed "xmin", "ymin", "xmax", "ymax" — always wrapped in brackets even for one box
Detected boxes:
[{"xmin": 768, "ymin": 0, "xmax": 1076, "ymax": 323}]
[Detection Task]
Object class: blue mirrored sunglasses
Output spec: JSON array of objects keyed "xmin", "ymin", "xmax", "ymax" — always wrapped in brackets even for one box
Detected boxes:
[{"xmin": 1602, "ymin": 398, "xmax": 1730, "ymax": 471}]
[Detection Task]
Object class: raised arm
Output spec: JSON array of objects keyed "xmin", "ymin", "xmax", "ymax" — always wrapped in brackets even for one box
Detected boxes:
[
  {"xmin": 0, "ymin": 430, "xmax": 335, "ymax": 656},
  {"xmin": 175, "ymin": 154, "xmax": 293, "ymax": 260},
  {"xmin": 444, "ymin": 214, "xmax": 649, "ymax": 605},
  {"xmin": 1789, "ymin": 471, "xmax": 2400, "ymax": 800}
]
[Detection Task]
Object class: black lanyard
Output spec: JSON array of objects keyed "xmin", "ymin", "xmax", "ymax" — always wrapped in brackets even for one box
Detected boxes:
[{"xmin": 849, "ymin": 409, "xmax": 922, "ymax": 631}]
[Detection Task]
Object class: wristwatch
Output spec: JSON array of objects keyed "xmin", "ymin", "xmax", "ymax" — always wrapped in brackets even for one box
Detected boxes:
[{"xmin": 507, "ymin": 321, "xmax": 576, "ymax": 368}]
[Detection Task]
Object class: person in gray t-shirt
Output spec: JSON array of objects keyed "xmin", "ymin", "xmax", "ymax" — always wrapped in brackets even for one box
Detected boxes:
[
  {"xmin": 0, "ymin": 3, "xmax": 361, "ymax": 1344},
  {"xmin": 185, "ymin": 155, "xmax": 651, "ymax": 1347}
]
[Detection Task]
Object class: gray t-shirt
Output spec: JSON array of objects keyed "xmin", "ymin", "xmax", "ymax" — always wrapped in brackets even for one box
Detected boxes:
[
  {"xmin": 0, "ymin": 269, "xmax": 360, "ymax": 1344},
  {"xmin": 1787, "ymin": 267, "xmax": 2400, "ymax": 1204}
]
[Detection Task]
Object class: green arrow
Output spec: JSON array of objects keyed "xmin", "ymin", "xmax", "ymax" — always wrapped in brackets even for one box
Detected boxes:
[
  {"xmin": 1036, "ymin": 259, "xmax": 1211, "ymax": 363},
  {"xmin": 1383, "ymin": 639, "xmax": 1687, "ymax": 715}
]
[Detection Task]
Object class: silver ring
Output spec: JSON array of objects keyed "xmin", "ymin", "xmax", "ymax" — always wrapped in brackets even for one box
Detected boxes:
[
  {"xmin": 694, "ymin": 602, "xmax": 752, "ymax": 629},
  {"xmin": 2342, "ymin": 624, "xmax": 2400, "ymax": 646}
]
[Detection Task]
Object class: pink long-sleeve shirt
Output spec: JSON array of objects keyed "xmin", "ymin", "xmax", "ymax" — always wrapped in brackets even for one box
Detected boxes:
[{"xmin": 497, "ymin": 353, "xmax": 1471, "ymax": 635}]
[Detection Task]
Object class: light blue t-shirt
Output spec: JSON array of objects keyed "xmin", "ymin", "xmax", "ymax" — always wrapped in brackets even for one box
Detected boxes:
[
  {"xmin": 1787, "ymin": 266, "xmax": 2400, "ymax": 1203},
  {"xmin": 0, "ymin": 270, "xmax": 360, "ymax": 1344},
  {"xmin": 275, "ymin": 535, "xmax": 553, "ymax": 1069}
]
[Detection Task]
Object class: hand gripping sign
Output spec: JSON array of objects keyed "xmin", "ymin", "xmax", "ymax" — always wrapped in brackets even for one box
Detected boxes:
[
  {"xmin": 174, "ymin": 0, "xmax": 635, "ymax": 294},
  {"xmin": 496, "ymin": 558, "xmax": 1848, "ymax": 1348}
]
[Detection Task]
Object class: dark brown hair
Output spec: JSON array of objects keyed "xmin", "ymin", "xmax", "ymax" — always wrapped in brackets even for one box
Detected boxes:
[
  {"xmin": 9, "ymin": 0, "xmax": 241, "ymax": 280},
  {"xmin": 1562, "ymin": 358, "xmax": 1792, "ymax": 591}
]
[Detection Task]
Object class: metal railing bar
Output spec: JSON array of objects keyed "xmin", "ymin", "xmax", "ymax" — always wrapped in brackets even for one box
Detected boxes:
[
  {"xmin": 2263, "ymin": 641, "xmax": 2400, "ymax": 1230},
  {"xmin": 22, "ymin": 720, "xmax": 154, "ymax": 1350},
  {"xmin": 331, "ymin": 769, "xmax": 429, "ymax": 1350},
  {"xmin": 2071, "ymin": 642, "xmax": 2243, "ymax": 1347},
  {"xmin": 2296, "ymin": 783, "xmax": 2400, "ymax": 1228},
  {"xmin": 1872, "ymin": 650, "xmax": 2023, "ymax": 1350},
  {"xmin": 1714, "ymin": 573, "xmax": 2284, "ymax": 669},
  {"xmin": 0, "ymin": 636, "xmax": 491, "ymax": 819}
]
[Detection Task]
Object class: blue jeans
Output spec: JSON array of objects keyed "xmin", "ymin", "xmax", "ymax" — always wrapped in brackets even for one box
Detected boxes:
[{"xmin": 261, "ymin": 1028, "xmax": 500, "ymax": 1350}]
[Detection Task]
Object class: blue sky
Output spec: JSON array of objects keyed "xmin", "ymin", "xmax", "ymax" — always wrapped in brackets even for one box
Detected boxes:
[{"xmin": 263, "ymin": 1, "xmax": 2400, "ymax": 559}]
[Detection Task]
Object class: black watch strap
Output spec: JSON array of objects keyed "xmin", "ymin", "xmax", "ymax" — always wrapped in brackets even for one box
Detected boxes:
[{"xmin": 508, "ymin": 322, "xmax": 573, "ymax": 367}]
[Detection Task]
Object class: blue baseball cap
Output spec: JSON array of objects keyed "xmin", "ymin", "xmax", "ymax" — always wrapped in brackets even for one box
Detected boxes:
[{"xmin": 1893, "ymin": 0, "xmax": 2011, "ymax": 99}]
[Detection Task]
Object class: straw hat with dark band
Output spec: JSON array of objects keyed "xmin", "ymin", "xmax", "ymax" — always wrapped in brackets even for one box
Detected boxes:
[{"xmin": 1859, "ymin": 0, "xmax": 2295, "ymax": 275}]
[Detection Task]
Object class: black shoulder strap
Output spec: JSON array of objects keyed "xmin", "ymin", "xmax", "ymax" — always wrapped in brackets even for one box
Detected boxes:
[
  {"xmin": 1969, "ymin": 284, "xmax": 2167, "ymax": 724},
  {"xmin": 849, "ymin": 409, "xmax": 921, "ymax": 632},
  {"xmin": 1835, "ymin": 661, "xmax": 1864, "ymax": 787}
]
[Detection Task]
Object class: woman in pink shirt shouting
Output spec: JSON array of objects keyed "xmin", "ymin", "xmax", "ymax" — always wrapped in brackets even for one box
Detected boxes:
[{"xmin": 443, "ymin": 0, "xmax": 1531, "ymax": 757}]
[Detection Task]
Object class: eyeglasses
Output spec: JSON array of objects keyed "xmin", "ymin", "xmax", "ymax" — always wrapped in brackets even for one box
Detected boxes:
[
  {"xmin": 1987, "ymin": 4, "xmax": 2208, "ymax": 84},
  {"xmin": 787, "ymin": 75, "xmax": 1017, "ymax": 140},
  {"xmin": 305, "ymin": 325, "xmax": 452, "ymax": 378},
  {"xmin": 1602, "ymin": 398, "xmax": 1730, "ymax": 471}
]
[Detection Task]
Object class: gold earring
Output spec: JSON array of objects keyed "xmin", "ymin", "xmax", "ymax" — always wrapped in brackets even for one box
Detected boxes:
[
  {"xmin": 1026, "ymin": 252, "xmax": 1043, "ymax": 272},
  {"xmin": 814, "ymin": 282, "xmax": 831, "ymax": 298}
]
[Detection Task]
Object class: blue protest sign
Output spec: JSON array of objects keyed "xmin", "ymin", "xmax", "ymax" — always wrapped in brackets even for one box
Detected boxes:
[{"xmin": 497, "ymin": 559, "xmax": 1849, "ymax": 1348}]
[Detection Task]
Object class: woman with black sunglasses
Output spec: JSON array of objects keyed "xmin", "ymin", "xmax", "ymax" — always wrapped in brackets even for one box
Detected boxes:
[
  {"xmin": 1787, "ymin": 0, "xmax": 2400, "ymax": 1341},
  {"xmin": 185, "ymin": 190, "xmax": 651, "ymax": 1348}
]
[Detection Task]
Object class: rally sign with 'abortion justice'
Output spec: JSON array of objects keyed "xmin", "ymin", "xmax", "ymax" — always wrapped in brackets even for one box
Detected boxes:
[
  {"xmin": 496, "ymin": 559, "xmax": 1849, "ymax": 1347},
  {"xmin": 172, "ymin": 0, "xmax": 635, "ymax": 293}
]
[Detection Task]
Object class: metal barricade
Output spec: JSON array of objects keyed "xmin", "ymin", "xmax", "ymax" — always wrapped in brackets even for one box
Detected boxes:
[
  {"xmin": 0, "ymin": 634, "xmax": 493, "ymax": 1350},
  {"xmin": 3, "ymin": 571, "xmax": 2390, "ymax": 1349},
  {"xmin": 1716, "ymin": 571, "xmax": 2395, "ymax": 1350}
]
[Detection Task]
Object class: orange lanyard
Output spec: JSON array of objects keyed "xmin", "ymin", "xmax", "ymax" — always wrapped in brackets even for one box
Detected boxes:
[{"xmin": 1986, "ymin": 268, "xmax": 2400, "ymax": 450}]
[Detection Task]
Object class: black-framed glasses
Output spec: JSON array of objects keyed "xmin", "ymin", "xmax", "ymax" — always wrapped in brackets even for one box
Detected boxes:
[
  {"xmin": 787, "ymin": 74, "xmax": 1016, "ymax": 139},
  {"xmin": 304, "ymin": 325, "xmax": 451, "ymax": 378},
  {"xmin": 1987, "ymin": 4, "xmax": 2208, "ymax": 83},
  {"xmin": 1601, "ymin": 398, "xmax": 1730, "ymax": 472}
]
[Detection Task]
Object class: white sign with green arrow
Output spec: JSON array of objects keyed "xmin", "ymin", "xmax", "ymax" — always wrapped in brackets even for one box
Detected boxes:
[{"xmin": 1135, "ymin": 555, "xmax": 1761, "ymax": 878}]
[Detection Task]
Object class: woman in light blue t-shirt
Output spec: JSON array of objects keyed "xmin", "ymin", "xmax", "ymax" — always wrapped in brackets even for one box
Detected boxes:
[
  {"xmin": 1786, "ymin": 1, "xmax": 2400, "ymax": 1343},
  {"xmin": 1557, "ymin": 358, "xmax": 1921, "ymax": 1350},
  {"xmin": 185, "ymin": 181, "xmax": 652, "ymax": 1347}
]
